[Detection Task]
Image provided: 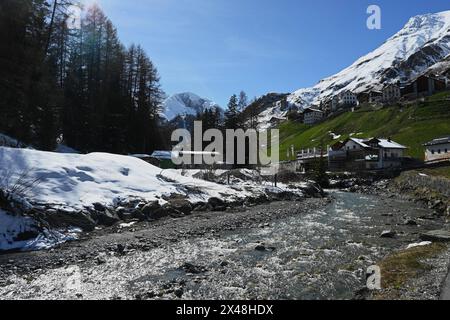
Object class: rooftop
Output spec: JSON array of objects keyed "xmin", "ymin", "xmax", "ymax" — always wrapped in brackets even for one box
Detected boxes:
[{"xmin": 424, "ymin": 136, "xmax": 450, "ymax": 147}]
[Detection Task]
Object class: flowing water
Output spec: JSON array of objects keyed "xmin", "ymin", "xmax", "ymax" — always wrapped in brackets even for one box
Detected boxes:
[{"xmin": 0, "ymin": 191, "xmax": 443, "ymax": 300}]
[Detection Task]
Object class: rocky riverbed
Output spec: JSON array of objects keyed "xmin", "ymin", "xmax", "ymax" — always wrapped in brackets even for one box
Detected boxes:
[{"xmin": 0, "ymin": 190, "xmax": 448, "ymax": 300}]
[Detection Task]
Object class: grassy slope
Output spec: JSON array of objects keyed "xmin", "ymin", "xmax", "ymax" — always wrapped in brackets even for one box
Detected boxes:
[{"xmin": 278, "ymin": 91, "xmax": 450, "ymax": 160}]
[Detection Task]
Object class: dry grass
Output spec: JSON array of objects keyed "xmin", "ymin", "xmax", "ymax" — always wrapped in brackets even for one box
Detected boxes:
[{"xmin": 372, "ymin": 243, "xmax": 447, "ymax": 299}]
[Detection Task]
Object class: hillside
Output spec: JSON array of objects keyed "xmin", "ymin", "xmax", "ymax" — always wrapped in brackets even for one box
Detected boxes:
[
  {"xmin": 278, "ymin": 91, "xmax": 450, "ymax": 161},
  {"xmin": 287, "ymin": 10, "xmax": 450, "ymax": 108},
  {"xmin": 250, "ymin": 10, "xmax": 450, "ymax": 130}
]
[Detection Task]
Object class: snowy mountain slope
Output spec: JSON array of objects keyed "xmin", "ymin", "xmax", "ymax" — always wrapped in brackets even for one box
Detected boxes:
[
  {"xmin": 162, "ymin": 92, "xmax": 222, "ymax": 121},
  {"xmin": 425, "ymin": 53, "xmax": 450, "ymax": 76},
  {"xmin": 285, "ymin": 10, "xmax": 450, "ymax": 108},
  {"xmin": 288, "ymin": 10, "xmax": 450, "ymax": 107}
]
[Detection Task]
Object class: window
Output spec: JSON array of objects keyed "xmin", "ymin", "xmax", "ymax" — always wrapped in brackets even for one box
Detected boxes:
[
  {"xmin": 432, "ymin": 150, "xmax": 435, "ymax": 155},
  {"xmin": 446, "ymin": 149, "xmax": 448, "ymax": 153},
  {"xmin": 438, "ymin": 149, "xmax": 441, "ymax": 154}
]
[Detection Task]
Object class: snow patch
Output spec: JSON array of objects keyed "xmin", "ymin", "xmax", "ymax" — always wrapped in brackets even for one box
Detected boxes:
[
  {"xmin": 0, "ymin": 209, "xmax": 80, "ymax": 252},
  {"xmin": 406, "ymin": 241, "xmax": 432, "ymax": 250},
  {"xmin": 0, "ymin": 147, "xmax": 250, "ymax": 211}
]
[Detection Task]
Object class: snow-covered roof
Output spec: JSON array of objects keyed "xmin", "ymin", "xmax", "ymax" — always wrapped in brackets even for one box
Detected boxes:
[
  {"xmin": 150, "ymin": 151, "xmax": 173, "ymax": 160},
  {"xmin": 424, "ymin": 136, "xmax": 450, "ymax": 146},
  {"xmin": 344, "ymin": 137, "xmax": 406, "ymax": 150},
  {"xmin": 377, "ymin": 139, "xmax": 407, "ymax": 149},
  {"xmin": 179, "ymin": 151, "xmax": 220, "ymax": 156},
  {"xmin": 130, "ymin": 154, "xmax": 153, "ymax": 159},
  {"xmin": 303, "ymin": 108, "xmax": 323, "ymax": 114},
  {"xmin": 349, "ymin": 138, "xmax": 370, "ymax": 148}
]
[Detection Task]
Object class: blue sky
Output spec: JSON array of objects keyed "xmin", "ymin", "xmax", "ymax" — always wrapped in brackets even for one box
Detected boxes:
[{"xmin": 86, "ymin": 0, "xmax": 449, "ymax": 107}]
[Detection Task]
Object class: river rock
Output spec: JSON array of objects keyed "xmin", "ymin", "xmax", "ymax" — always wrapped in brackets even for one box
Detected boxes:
[
  {"xmin": 141, "ymin": 201, "xmax": 161, "ymax": 216},
  {"xmin": 95, "ymin": 208, "xmax": 121, "ymax": 226},
  {"xmin": 208, "ymin": 197, "xmax": 225, "ymax": 210},
  {"xmin": 404, "ymin": 219, "xmax": 418, "ymax": 226},
  {"xmin": 380, "ymin": 230, "xmax": 396, "ymax": 239},
  {"xmin": 181, "ymin": 262, "xmax": 205, "ymax": 274},
  {"xmin": 174, "ymin": 288, "xmax": 184, "ymax": 298},
  {"xmin": 420, "ymin": 230, "xmax": 450, "ymax": 242},
  {"xmin": 168, "ymin": 199, "xmax": 192, "ymax": 215},
  {"xmin": 255, "ymin": 245, "xmax": 266, "ymax": 251},
  {"xmin": 93, "ymin": 202, "xmax": 106, "ymax": 212},
  {"xmin": 43, "ymin": 209, "xmax": 96, "ymax": 232}
]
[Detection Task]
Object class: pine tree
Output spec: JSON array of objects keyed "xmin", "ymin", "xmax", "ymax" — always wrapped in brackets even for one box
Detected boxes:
[
  {"xmin": 0, "ymin": 2, "xmax": 165, "ymax": 155},
  {"xmin": 225, "ymin": 94, "xmax": 240, "ymax": 129},
  {"xmin": 238, "ymin": 91, "xmax": 248, "ymax": 111}
]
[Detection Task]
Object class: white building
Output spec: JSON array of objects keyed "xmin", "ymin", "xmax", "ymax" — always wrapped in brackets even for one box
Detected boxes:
[
  {"xmin": 424, "ymin": 136, "xmax": 450, "ymax": 163},
  {"xmin": 328, "ymin": 137, "xmax": 407, "ymax": 171},
  {"xmin": 332, "ymin": 90, "xmax": 358, "ymax": 110},
  {"xmin": 303, "ymin": 108, "xmax": 324, "ymax": 125}
]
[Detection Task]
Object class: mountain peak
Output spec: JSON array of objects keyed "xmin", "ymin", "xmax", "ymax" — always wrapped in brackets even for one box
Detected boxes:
[
  {"xmin": 162, "ymin": 92, "xmax": 222, "ymax": 121},
  {"xmin": 286, "ymin": 10, "xmax": 450, "ymax": 108}
]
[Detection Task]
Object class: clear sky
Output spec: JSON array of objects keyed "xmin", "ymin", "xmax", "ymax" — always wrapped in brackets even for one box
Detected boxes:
[{"xmin": 84, "ymin": 0, "xmax": 449, "ymax": 107}]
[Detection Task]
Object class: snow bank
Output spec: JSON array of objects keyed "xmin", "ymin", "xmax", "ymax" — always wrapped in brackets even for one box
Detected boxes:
[
  {"xmin": 0, "ymin": 133, "xmax": 27, "ymax": 148},
  {"xmin": 0, "ymin": 209, "xmax": 79, "ymax": 252},
  {"xmin": 0, "ymin": 147, "xmax": 247, "ymax": 211}
]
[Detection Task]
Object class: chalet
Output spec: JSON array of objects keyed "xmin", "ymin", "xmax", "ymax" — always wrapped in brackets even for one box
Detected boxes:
[
  {"xmin": 368, "ymin": 90, "xmax": 383, "ymax": 104},
  {"xmin": 303, "ymin": 108, "xmax": 324, "ymax": 125},
  {"xmin": 382, "ymin": 83, "xmax": 401, "ymax": 103},
  {"xmin": 332, "ymin": 90, "xmax": 358, "ymax": 110},
  {"xmin": 401, "ymin": 75, "xmax": 447, "ymax": 99},
  {"xmin": 424, "ymin": 136, "xmax": 450, "ymax": 163},
  {"xmin": 328, "ymin": 137, "xmax": 407, "ymax": 171}
]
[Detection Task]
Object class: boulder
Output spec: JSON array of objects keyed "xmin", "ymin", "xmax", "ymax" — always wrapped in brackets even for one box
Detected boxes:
[
  {"xmin": 13, "ymin": 230, "xmax": 40, "ymax": 242},
  {"xmin": 147, "ymin": 205, "xmax": 182, "ymax": 220},
  {"xmin": 141, "ymin": 201, "xmax": 161, "ymax": 216},
  {"xmin": 117, "ymin": 208, "xmax": 134, "ymax": 221},
  {"xmin": 208, "ymin": 197, "xmax": 225, "ymax": 210},
  {"xmin": 43, "ymin": 210, "xmax": 96, "ymax": 232},
  {"xmin": 255, "ymin": 245, "xmax": 266, "ymax": 252},
  {"xmin": 301, "ymin": 183, "xmax": 324, "ymax": 198},
  {"xmin": 192, "ymin": 202, "xmax": 209, "ymax": 212},
  {"xmin": 95, "ymin": 208, "xmax": 121, "ymax": 226},
  {"xmin": 420, "ymin": 230, "xmax": 450, "ymax": 242},
  {"xmin": 174, "ymin": 288, "xmax": 184, "ymax": 298},
  {"xmin": 180, "ymin": 262, "xmax": 206, "ymax": 274},
  {"xmin": 404, "ymin": 219, "xmax": 418, "ymax": 226},
  {"xmin": 168, "ymin": 199, "xmax": 193, "ymax": 215},
  {"xmin": 380, "ymin": 230, "xmax": 396, "ymax": 239},
  {"xmin": 93, "ymin": 202, "xmax": 106, "ymax": 212}
]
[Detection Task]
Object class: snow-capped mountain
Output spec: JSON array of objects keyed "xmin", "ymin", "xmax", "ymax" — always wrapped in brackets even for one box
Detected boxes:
[
  {"xmin": 162, "ymin": 92, "xmax": 222, "ymax": 121},
  {"xmin": 287, "ymin": 10, "xmax": 450, "ymax": 108}
]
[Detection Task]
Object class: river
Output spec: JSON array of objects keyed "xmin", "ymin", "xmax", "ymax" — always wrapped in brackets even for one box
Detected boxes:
[{"xmin": 0, "ymin": 191, "xmax": 445, "ymax": 300}]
